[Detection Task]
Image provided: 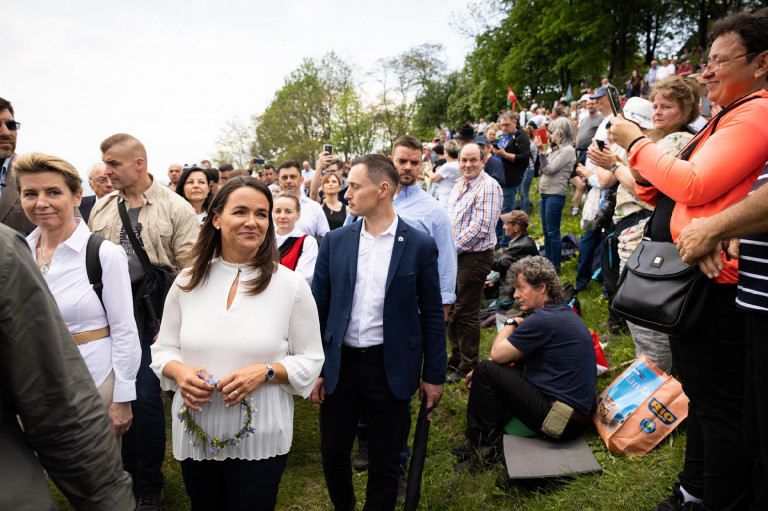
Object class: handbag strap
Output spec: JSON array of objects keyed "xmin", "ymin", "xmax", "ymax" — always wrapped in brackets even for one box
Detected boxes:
[
  {"xmin": 644, "ymin": 93, "xmax": 766, "ymax": 241},
  {"xmin": 85, "ymin": 233, "xmax": 106, "ymax": 311},
  {"xmin": 117, "ymin": 198, "xmax": 155, "ymax": 278}
]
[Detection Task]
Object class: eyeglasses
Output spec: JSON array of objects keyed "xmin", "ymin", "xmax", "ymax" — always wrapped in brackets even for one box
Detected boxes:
[
  {"xmin": 700, "ymin": 52, "xmax": 758, "ymax": 72},
  {"xmin": 90, "ymin": 177, "xmax": 112, "ymax": 184},
  {"xmin": 1, "ymin": 121, "xmax": 21, "ymax": 131}
]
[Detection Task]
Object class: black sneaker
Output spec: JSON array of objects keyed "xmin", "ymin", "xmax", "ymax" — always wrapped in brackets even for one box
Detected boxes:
[
  {"xmin": 651, "ymin": 483, "xmax": 703, "ymax": 511},
  {"xmin": 450, "ymin": 440, "xmax": 474, "ymax": 459},
  {"xmin": 352, "ymin": 443, "xmax": 369, "ymax": 472},
  {"xmin": 445, "ymin": 370, "xmax": 467, "ymax": 385},
  {"xmin": 453, "ymin": 446, "xmax": 500, "ymax": 474},
  {"xmin": 136, "ymin": 490, "xmax": 162, "ymax": 511}
]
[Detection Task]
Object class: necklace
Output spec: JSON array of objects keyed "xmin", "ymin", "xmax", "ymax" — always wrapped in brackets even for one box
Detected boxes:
[{"xmin": 38, "ymin": 244, "xmax": 53, "ymax": 276}]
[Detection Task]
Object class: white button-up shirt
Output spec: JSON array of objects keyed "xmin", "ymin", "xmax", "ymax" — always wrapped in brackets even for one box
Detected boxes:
[
  {"xmin": 26, "ymin": 219, "xmax": 141, "ymax": 402},
  {"xmin": 343, "ymin": 216, "xmax": 398, "ymax": 348},
  {"xmin": 295, "ymin": 195, "xmax": 330, "ymax": 237}
]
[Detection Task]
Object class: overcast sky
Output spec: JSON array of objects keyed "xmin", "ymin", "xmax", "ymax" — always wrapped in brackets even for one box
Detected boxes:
[{"xmin": 3, "ymin": 0, "xmax": 473, "ymax": 192}]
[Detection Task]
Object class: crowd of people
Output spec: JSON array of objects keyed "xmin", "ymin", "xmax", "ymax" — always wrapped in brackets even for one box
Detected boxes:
[{"xmin": 1, "ymin": 7, "xmax": 768, "ymax": 511}]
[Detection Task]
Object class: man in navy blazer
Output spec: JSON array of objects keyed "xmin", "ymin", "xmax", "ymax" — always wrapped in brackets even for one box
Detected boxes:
[{"xmin": 310, "ymin": 154, "xmax": 446, "ymax": 511}]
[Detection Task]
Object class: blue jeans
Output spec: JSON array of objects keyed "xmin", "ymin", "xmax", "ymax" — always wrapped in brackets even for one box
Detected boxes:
[
  {"xmin": 519, "ymin": 169, "xmax": 535, "ymax": 214},
  {"xmin": 576, "ymin": 228, "xmax": 602, "ymax": 290},
  {"xmin": 496, "ymin": 185, "xmax": 519, "ymax": 248},
  {"xmin": 122, "ymin": 322, "xmax": 166, "ymax": 493},
  {"xmin": 540, "ymin": 194, "xmax": 566, "ymax": 271}
]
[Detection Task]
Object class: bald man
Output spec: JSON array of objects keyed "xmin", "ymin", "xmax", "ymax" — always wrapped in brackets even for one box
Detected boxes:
[
  {"xmin": 89, "ymin": 134, "xmax": 198, "ymax": 509},
  {"xmin": 167, "ymin": 162, "xmax": 182, "ymax": 189}
]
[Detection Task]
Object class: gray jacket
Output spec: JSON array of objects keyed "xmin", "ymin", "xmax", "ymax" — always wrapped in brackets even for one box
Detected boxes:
[
  {"xmin": 0, "ymin": 224, "xmax": 135, "ymax": 510},
  {"xmin": 537, "ymin": 145, "xmax": 577, "ymax": 196}
]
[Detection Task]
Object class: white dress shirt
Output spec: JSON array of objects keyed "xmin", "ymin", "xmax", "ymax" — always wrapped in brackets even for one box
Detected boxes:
[
  {"xmin": 296, "ymin": 195, "xmax": 330, "ymax": 237},
  {"xmin": 26, "ymin": 219, "xmax": 141, "ymax": 402},
  {"xmin": 276, "ymin": 227, "xmax": 318, "ymax": 286},
  {"xmin": 343, "ymin": 216, "xmax": 398, "ymax": 348}
]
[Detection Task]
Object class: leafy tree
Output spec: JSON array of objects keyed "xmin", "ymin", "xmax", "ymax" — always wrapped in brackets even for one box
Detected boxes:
[
  {"xmin": 214, "ymin": 116, "xmax": 256, "ymax": 168},
  {"xmin": 329, "ymin": 86, "xmax": 375, "ymax": 159},
  {"xmin": 252, "ymin": 52, "xmax": 352, "ymax": 164}
]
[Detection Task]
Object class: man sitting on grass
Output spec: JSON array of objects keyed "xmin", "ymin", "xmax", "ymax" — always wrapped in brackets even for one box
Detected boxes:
[{"xmin": 453, "ymin": 256, "xmax": 596, "ymax": 472}]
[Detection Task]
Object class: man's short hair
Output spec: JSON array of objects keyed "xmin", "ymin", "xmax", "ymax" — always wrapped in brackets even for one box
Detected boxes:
[
  {"xmin": 0, "ymin": 97, "xmax": 14, "ymax": 117},
  {"xmin": 502, "ymin": 112, "xmax": 520, "ymax": 123},
  {"xmin": 263, "ymin": 164, "xmax": 275, "ymax": 171},
  {"xmin": 100, "ymin": 133, "xmax": 146, "ymax": 159},
  {"xmin": 326, "ymin": 156, "xmax": 344, "ymax": 169},
  {"xmin": 432, "ymin": 144, "xmax": 444, "ymax": 156},
  {"xmin": 277, "ymin": 160, "xmax": 300, "ymax": 175},
  {"xmin": 218, "ymin": 162, "xmax": 234, "ymax": 173},
  {"xmin": 506, "ymin": 256, "xmax": 565, "ymax": 304},
  {"xmin": 229, "ymin": 169, "xmax": 250, "ymax": 178},
  {"xmin": 392, "ymin": 135, "xmax": 423, "ymax": 153},
  {"xmin": 208, "ymin": 167, "xmax": 220, "ymax": 183},
  {"xmin": 349, "ymin": 154, "xmax": 398, "ymax": 198},
  {"xmin": 88, "ymin": 162, "xmax": 106, "ymax": 180}
]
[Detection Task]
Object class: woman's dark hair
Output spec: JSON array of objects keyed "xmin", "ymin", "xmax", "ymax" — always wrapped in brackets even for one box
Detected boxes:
[
  {"xmin": 179, "ymin": 176, "xmax": 278, "ymax": 296},
  {"xmin": 176, "ymin": 166, "xmax": 213, "ymax": 212},
  {"xmin": 708, "ymin": 7, "xmax": 768, "ymax": 61}
]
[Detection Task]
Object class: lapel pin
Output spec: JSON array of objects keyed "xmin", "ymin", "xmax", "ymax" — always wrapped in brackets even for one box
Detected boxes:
[{"xmin": 398, "ymin": 236, "xmax": 404, "ymax": 242}]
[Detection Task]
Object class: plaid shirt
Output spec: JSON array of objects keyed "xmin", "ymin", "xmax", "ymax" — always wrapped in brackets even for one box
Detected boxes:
[{"xmin": 448, "ymin": 171, "xmax": 503, "ymax": 253}]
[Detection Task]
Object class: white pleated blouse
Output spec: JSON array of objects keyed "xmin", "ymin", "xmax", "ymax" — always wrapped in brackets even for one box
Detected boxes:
[{"xmin": 150, "ymin": 259, "xmax": 324, "ymax": 461}]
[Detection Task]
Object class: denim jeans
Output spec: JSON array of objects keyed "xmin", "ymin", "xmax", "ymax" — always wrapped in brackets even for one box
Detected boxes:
[
  {"xmin": 540, "ymin": 194, "xmax": 566, "ymax": 271},
  {"xmin": 519, "ymin": 169, "xmax": 535, "ymax": 215},
  {"xmin": 576, "ymin": 228, "xmax": 602, "ymax": 290},
  {"xmin": 496, "ymin": 185, "xmax": 519, "ymax": 248}
]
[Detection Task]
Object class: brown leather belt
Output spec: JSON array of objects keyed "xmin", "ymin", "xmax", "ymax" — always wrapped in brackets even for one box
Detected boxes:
[{"xmin": 72, "ymin": 326, "xmax": 110, "ymax": 345}]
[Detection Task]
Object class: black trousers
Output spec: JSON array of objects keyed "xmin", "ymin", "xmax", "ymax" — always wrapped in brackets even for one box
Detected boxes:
[
  {"xmin": 465, "ymin": 360, "xmax": 587, "ymax": 446},
  {"xmin": 180, "ymin": 455, "xmax": 288, "ymax": 511},
  {"xmin": 320, "ymin": 345, "xmax": 410, "ymax": 511},
  {"xmin": 672, "ymin": 284, "xmax": 750, "ymax": 510},
  {"xmin": 122, "ymin": 322, "xmax": 165, "ymax": 493},
  {"xmin": 745, "ymin": 311, "xmax": 768, "ymax": 508}
]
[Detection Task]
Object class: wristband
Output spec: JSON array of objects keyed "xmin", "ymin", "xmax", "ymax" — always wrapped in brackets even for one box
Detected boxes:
[{"xmin": 626, "ymin": 135, "xmax": 647, "ymax": 154}]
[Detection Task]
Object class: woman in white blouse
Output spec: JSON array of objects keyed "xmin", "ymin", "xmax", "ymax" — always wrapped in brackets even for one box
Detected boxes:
[
  {"xmin": 151, "ymin": 176, "xmax": 324, "ymax": 510},
  {"xmin": 273, "ymin": 193, "xmax": 318, "ymax": 286},
  {"xmin": 15, "ymin": 152, "xmax": 140, "ymax": 442}
]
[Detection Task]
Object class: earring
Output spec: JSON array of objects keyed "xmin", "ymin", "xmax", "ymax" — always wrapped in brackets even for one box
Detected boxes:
[{"xmin": 214, "ymin": 225, "xmax": 220, "ymax": 230}]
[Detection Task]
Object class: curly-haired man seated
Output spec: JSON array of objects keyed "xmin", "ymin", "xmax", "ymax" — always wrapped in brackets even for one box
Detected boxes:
[{"xmin": 453, "ymin": 256, "xmax": 596, "ymax": 472}]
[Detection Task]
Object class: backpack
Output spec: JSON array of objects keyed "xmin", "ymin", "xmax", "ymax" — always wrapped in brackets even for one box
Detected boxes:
[{"xmin": 85, "ymin": 234, "xmax": 106, "ymax": 311}]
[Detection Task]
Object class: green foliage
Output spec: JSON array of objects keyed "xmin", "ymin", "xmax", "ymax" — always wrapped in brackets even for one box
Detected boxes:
[{"xmin": 253, "ymin": 52, "xmax": 352, "ymax": 164}]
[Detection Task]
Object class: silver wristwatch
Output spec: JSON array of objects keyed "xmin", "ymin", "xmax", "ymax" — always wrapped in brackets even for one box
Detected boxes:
[{"xmin": 265, "ymin": 364, "xmax": 276, "ymax": 382}]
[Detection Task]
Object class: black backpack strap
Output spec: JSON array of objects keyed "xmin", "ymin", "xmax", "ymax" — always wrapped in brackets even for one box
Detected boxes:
[
  {"xmin": 86, "ymin": 234, "xmax": 106, "ymax": 311},
  {"xmin": 117, "ymin": 198, "xmax": 155, "ymax": 277}
]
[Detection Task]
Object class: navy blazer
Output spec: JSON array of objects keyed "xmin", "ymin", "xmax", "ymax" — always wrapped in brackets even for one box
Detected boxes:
[{"xmin": 311, "ymin": 216, "xmax": 447, "ymax": 400}]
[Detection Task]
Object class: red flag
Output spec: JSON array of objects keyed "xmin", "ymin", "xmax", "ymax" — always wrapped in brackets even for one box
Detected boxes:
[{"xmin": 507, "ymin": 87, "xmax": 517, "ymax": 110}]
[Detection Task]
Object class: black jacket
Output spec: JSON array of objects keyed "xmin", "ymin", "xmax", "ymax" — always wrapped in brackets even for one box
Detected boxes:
[
  {"xmin": 491, "ymin": 232, "xmax": 539, "ymax": 302},
  {"xmin": 501, "ymin": 130, "xmax": 531, "ymax": 187}
]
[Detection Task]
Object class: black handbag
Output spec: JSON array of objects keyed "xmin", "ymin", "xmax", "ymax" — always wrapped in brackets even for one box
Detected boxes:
[
  {"xmin": 117, "ymin": 199, "xmax": 176, "ymax": 328},
  {"xmin": 612, "ymin": 240, "xmax": 710, "ymax": 335}
]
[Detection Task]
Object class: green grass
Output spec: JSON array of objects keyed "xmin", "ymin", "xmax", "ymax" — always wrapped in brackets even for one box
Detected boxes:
[{"xmin": 51, "ymin": 179, "xmax": 686, "ymax": 509}]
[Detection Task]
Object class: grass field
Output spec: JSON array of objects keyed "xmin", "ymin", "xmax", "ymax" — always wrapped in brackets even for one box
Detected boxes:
[{"xmin": 52, "ymin": 181, "xmax": 686, "ymax": 510}]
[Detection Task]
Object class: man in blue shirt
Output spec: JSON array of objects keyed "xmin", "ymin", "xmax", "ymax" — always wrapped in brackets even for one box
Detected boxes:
[{"xmin": 452, "ymin": 256, "xmax": 596, "ymax": 473}]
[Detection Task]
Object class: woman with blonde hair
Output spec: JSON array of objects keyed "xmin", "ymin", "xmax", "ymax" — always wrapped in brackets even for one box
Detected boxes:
[{"xmin": 15, "ymin": 152, "xmax": 140, "ymax": 443}]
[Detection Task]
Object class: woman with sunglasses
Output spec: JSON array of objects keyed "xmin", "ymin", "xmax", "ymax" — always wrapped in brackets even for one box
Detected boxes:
[{"xmin": 612, "ymin": 9, "xmax": 768, "ymax": 510}]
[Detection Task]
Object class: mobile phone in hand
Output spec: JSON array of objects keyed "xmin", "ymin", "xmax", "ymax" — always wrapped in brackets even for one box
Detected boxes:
[
  {"xmin": 323, "ymin": 144, "xmax": 333, "ymax": 154},
  {"xmin": 606, "ymin": 85, "xmax": 623, "ymax": 117}
]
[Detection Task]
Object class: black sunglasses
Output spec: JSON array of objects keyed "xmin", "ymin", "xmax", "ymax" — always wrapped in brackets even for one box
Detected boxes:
[{"xmin": 2, "ymin": 121, "xmax": 21, "ymax": 131}]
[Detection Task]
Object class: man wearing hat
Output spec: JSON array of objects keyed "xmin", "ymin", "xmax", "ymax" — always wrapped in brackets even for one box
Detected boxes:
[
  {"xmin": 491, "ymin": 112, "xmax": 531, "ymax": 248},
  {"xmin": 574, "ymin": 84, "xmax": 614, "ymax": 292},
  {"xmin": 485, "ymin": 210, "xmax": 539, "ymax": 304}
]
